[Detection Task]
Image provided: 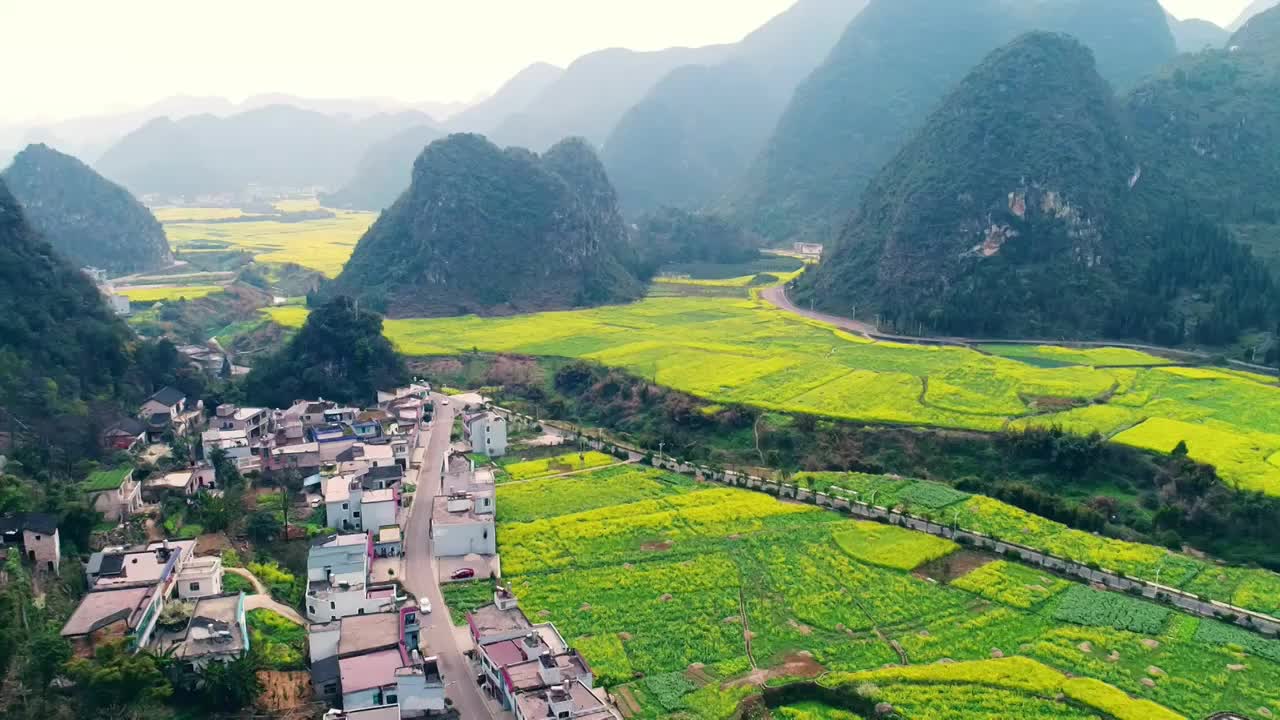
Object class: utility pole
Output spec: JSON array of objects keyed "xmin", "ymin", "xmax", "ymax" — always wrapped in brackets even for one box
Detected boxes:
[{"xmin": 658, "ymin": 441, "xmax": 665, "ymax": 466}]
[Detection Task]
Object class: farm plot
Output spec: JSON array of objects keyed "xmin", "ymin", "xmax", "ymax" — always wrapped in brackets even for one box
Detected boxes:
[
  {"xmin": 117, "ymin": 284, "xmax": 225, "ymax": 303},
  {"xmin": 488, "ymin": 466, "xmax": 1280, "ymax": 719},
  {"xmin": 495, "ymin": 466, "xmax": 694, "ymax": 523},
  {"xmin": 498, "ymin": 450, "xmax": 617, "ymax": 482},
  {"xmin": 950, "ymin": 560, "xmax": 1072, "ymax": 609},
  {"xmin": 163, "ymin": 208, "xmax": 374, "ymax": 277}
]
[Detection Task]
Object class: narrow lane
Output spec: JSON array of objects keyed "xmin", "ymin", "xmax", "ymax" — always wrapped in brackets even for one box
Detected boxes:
[{"xmin": 402, "ymin": 396, "xmax": 495, "ymax": 719}]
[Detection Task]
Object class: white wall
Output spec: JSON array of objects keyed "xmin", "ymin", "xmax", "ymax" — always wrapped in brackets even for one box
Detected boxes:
[
  {"xmin": 432, "ymin": 520, "xmax": 496, "ymax": 557},
  {"xmin": 362, "ymin": 500, "xmax": 397, "ymax": 532}
]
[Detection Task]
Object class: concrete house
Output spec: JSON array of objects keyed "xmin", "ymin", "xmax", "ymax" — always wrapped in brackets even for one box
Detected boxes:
[
  {"xmin": 176, "ymin": 556, "xmax": 224, "ymax": 599},
  {"xmin": 463, "ymin": 411, "xmax": 507, "ymax": 458},
  {"xmin": 430, "ymin": 493, "xmax": 496, "ymax": 557},
  {"xmin": 309, "ymin": 606, "xmax": 443, "ymax": 713},
  {"xmin": 62, "ymin": 540, "xmax": 195, "ymax": 656},
  {"xmin": 140, "ymin": 387, "xmax": 204, "ymax": 442},
  {"xmin": 201, "ymin": 428, "xmax": 257, "ymax": 470},
  {"xmin": 101, "ymin": 416, "xmax": 146, "ymax": 452},
  {"xmin": 306, "ymin": 533, "xmax": 401, "ymax": 623},
  {"xmin": 153, "ymin": 592, "xmax": 249, "ymax": 670},
  {"xmin": 468, "ymin": 589, "xmax": 608, "ymax": 717},
  {"xmin": 83, "ymin": 467, "xmax": 143, "ymax": 522},
  {"xmin": 0, "ymin": 512, "xmax": 60, "ymax": 572},
  {"xmin": 212, "ymin": 404, "xmax": 270, "ymax": 441}
]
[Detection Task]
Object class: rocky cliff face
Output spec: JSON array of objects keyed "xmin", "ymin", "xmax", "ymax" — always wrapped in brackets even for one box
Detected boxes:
[
  {"xmin": 330, "ymin": 134, "xmax": 642, "ymax": 317},
  {"xmin": 797, "ymin": 32, "xmax": 1275, "ymax": 342},
  {"xmin": 3, "ymin": 143, "xmax": 173, "ymax": 275},
  {"xmin": 723, "ymin": 0, "xmax": 1177, "ymax": 244}
]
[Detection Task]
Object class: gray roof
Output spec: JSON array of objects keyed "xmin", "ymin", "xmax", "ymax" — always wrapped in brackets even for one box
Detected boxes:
[{"xmin": 146, "ymin": 387, "xmax": 187, "ymax": 407}]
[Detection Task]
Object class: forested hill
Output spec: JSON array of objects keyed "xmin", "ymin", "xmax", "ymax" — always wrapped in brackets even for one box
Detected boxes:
[
  {"xmin": 1165, "ymin": 13, "xmax": 1228, "ymax": 52},
  {"xmin": 330, "ymin": 134, "xmax": 643, "ymax": 318},
  {"xmin": 3, "ymin": 144, "xmax": 173, "ymax": 275},
  {"xmin": 796, "ymin": 32, "xmax": 1276, "ymax": 344},
  {"xmin": 319, "ymin": 124, "xmax": 443, "ymax": 211},
  {"xmin": 722, "ymin": 0, "xmax": 1177, "ymax": 244},
  {"xmin": 0, "ymin": 176, "xmax": 137, "ymax": 458},
  {"xmin": 1126, "ymin": 4, "xmax": 1280, "ymax": 225}
]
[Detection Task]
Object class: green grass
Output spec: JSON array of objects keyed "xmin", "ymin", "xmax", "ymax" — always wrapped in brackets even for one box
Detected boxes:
[
  {"xmin": 82, "ymin": 466, "xmax": 132, "ymax": 492},
  {"xmin": 491, "ymin": 465, "xmax": 1280, "ymax": 720},
  {"xmin": 263, "ymin": 294, "xmax": 1280, "ymax": 497},
  {"xmin": 246, "ymin": 608, "xmax": 305, "ymax": 670}
]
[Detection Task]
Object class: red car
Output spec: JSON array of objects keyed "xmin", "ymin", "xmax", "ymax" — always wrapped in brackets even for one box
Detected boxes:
[{"xmin": 450, "ymin": 567, "xmax": 476, "ymax": 580}]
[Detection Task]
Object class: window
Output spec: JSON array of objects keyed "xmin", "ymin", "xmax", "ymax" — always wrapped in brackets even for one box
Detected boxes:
[
  {"xmin": 330, "ymin": 602, "xmax": 336, "ymax": 610},
  {"xmin": 386, "ymin": 694, "xmax": 397, "ymax": 704},
  {"xmin": 358, "ymin": 608, "xmax": 365, "ymax": 615},
  {"xmin": 353, "ymin": 511, "xmax": 361, "ymax": 518},
  {"xmin": 483, "ymin": 529, "xmax": 489, "ymax": 539},
  {"xmin": 189, "ymin": 582, "xmax": 200, "ymax": 592},
  {"xmin": 342, "ymin": 503, "xmax": 349, "ymax": 510},
  {"xmin": 405, "ymin": 613, "xmax": 417, "ymax": 625},
  {"xmin": 323, "ymin": 682, "xmax": 338, "ymax": 695},
  {"xmin": 309, "ymin": 605, "xmax": 316, "ymax": 615}
]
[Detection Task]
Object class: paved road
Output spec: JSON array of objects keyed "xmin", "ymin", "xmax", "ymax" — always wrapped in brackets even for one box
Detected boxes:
[{"xmin": 402, "ymin": 396, "xmax": 495, "ymax": 719}]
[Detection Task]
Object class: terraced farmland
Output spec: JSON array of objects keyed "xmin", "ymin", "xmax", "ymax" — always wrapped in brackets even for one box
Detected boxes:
[
  {"xmin": 265, "ymin": 294, "xmax": 1280, "ymax": 496},
  {"xmin": 484, "ymin": 465, "xmax": 1280, "ymax": 719}
]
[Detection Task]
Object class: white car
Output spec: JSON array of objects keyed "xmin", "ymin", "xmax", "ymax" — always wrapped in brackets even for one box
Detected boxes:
[
  {"xmin": 440, "ymin": 399, "xmax": 450, "ymax": 406},
  {"xmin": 421, "ymin": 600, "xmax": 432, "ymax": 614}
]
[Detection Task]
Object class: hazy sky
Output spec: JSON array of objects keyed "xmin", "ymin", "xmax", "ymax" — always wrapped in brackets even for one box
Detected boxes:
[{"xmin": 0, "ymin": 0, "xmax": 1256, "ymax": 124}]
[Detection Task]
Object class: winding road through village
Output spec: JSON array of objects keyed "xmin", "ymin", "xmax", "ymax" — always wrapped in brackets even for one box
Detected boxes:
[{"xmin": 401, "ymin": 395, "xmax": 497, "ymax": 719}]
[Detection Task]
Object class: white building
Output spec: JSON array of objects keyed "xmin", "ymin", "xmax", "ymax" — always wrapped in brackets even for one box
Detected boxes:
[
  {"xmin": 463, "ymin": 411, "xmax": 507, "ymax": 458},
  {"xmin": 201, "ymin": 428, "xmax": 256, "ymax": 470},
  {"xmin": 176, "ymin": 556, "xmax": 224, "ymax": 600},
  {"xmin": 430, "ymin": 493, "xmax": 496, "ymax": 557},
  {"xmin": 306, "ymin": 533, "xmax": 401, "ymax": 623}
]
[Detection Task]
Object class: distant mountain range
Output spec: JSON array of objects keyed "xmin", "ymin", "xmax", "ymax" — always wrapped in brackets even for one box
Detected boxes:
[
  {"xmin": 94, "ymin": 105, "xmax": 434, "ymax": 198},
  {"xmin": 722, "ymin": 0, "xmax": 1179, "ymax": 244},
  {"xmin": 3, "ymin": 144, "xmax": 172, "ymax": 275},
  {"xmin": 602, "ymin": 0, "xmax": 870, "ymax": 216},
  {"xmin": 330, "ymin": 134, "xmax": 642, "ymax": 317},
  {"xmin": 2, "ymin": 93, "xmax": 469, "ymax": 166},
  {"xmin": 319, "ymin": 124, "xmax": 445, "ymax": 211},
  {"xmin": 796, "ymin": 31, "xmax": 1276, "ymax": 344}
]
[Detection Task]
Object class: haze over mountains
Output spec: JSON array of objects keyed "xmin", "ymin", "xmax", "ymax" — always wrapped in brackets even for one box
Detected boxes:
[
  {"xmin": 602, "ymin": 0, "xmax": 870, "ymax": 216},
  {"xmin": 95, "ymin": 105, "xmax": 434, "ymax": 197},
  {"xmin": 2, "ymin": 144, "xmax": 172, "ymax": 274}
]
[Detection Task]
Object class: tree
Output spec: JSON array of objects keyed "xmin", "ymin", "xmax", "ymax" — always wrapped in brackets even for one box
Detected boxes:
[
  {"xmin": 208, "ymin": 447, "xmax": 244, "ymax": 490},
  {"xmin": 247, "ymin": 511, "xmax": 282, "ymax": 544},
  {"xmin": 185, "ymin": 654, "xmax": 262, "ymax": 711},
  {"xmin": 242, "ymin": 296, "xmax": 408, "ymax": 408},
  {"xmin": 66, "ymin": 642, "xmax": 172, "ymax": 708}
]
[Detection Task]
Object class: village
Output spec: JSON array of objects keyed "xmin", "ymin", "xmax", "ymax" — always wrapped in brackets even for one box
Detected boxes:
[{"xmin": 16, "ymin": 378, "xmax": 622, "ymax": 720}]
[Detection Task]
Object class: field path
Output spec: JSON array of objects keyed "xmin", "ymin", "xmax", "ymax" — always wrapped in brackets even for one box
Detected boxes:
[{"xmin": 226, "ymin": 566, "xmax": 306, "ymax": 625}]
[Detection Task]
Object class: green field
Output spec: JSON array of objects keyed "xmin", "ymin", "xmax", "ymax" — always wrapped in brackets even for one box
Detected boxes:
[
  {"xmin": 162, "ymin": 205, "xmax": 374, "ymax": 277},
  {"xmin": 487, "ymin": 466, "xmax": 1280, "ymax": 719},
  {"xmin": 265, "ymin": 294, "xmax": 1280, "ymax": 496}
]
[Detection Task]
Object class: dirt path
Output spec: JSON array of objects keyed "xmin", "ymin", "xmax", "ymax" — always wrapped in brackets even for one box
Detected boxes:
[
  {"xmin": 226, "ymin": 566, "xmax": 306, "ymax": 625},
  {"xmin": 738, "ymin": 586, "xmax": 758, "ymax": 670}
]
